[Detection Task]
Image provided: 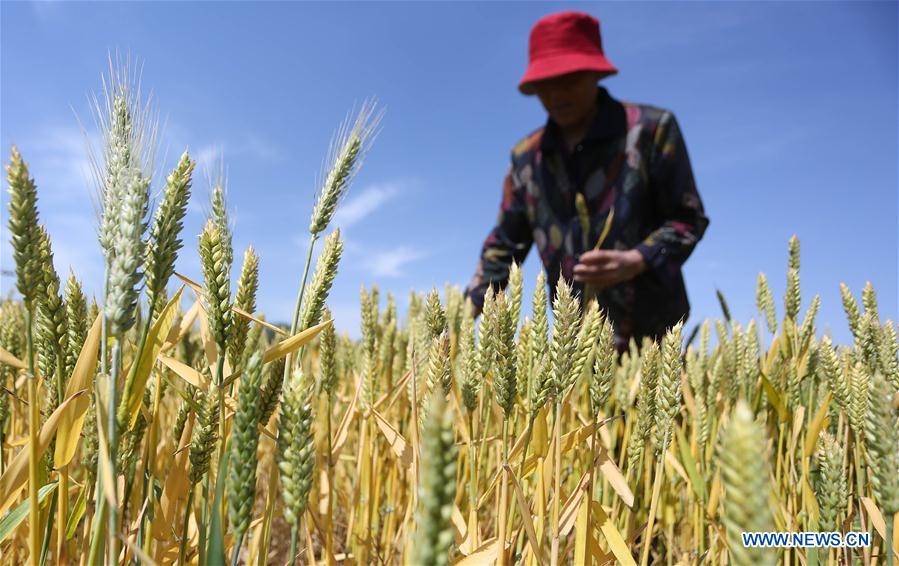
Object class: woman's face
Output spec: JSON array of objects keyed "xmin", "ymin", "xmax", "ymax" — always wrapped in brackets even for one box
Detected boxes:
[{"xmin": 532, "ymin": 71, "xmax": 601, "ymax": 128}]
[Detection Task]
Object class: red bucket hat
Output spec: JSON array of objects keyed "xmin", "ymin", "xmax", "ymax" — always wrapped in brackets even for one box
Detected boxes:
[{"xmin": 519, "ymin": 11, "xmax": 618, "ymax": 95}]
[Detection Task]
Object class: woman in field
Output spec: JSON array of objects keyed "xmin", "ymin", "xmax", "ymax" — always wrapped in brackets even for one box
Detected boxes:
[{"xmin": 465, "ymin": 10, "xmax": 710, "ymax": 351}]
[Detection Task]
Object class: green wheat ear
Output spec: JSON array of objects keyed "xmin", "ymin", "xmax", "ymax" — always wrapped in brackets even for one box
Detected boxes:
[
  {"xmin": 6, "ymin": 146, "xmax": 43, "ymax": 310},
  {"xmin": 64, "ymin": 272, "xmax": 88, "ymax": 378},
  {"xmin": 102, "ymin": 90, "xmax": 153, "ymax": 336},
  {"xmin": 628, "ymin": 340, "xmax": 660, "ymax": 471},
  {"xmin": 550, "ymin": 278, "xmax": 579, "ymax": 401},
  {"xmin": 654, "ymin": 322, "xmax": 683, "ymax": 457},
  {"xmin": 686, "ymin": 347, "xmax": 709, "ymax": 447},
  {"xmin": 788, "ymin": 234, "xmax": 800, "ymax": 271},
  {"xmin": 258, "ymin": 356, "xmax": 286, "ymax": 427},
  {"xmin": 814, "ymin": 431, "xmax": 847, "ymax": 532},
  {"xmin": 145, "ymin": 150, "xmax": 195, "ymax": 316},
  {"xmin": 278, "ymin": 368, "xmax": 316, "ymax": 528},
  {"xmin": 861, "ymin": 281, "xmax": 878, "ymax": 323},
  {"xmin": 459, "ymin": 300, "xmax": 481, "ymax": 414},
  {"xmin": 199, "ymin": 218, "xmax": 233, "ymax": 357},
  {"xmin": 309, "ymin": 99, "xmax": 382, "ymax": 236},
  {"xmin": 492, "ymin": 291, "xmax": 517, "ymax": 418},
  {"xmin": 568, "ymin": 299, "xmax": 601, "ymax": 391},
  {"xmin": 228, "ymin": 350, "xmax": 264, "ymax": 539},
  {"xmin": 478, "ymin": 286, "xmax": 497, "ymax": 379},
  {"xmin": 298, "ymin": 229, "xmax": 343, "ymax": 332},
  {"xmin": 863, "ymin": 371, "xmax": 899, "ymax": 516},
  {"xmin": 378, "ymin": 293, "xmax": 398, "ymax": 384},
  {"xmin": 425, "ymin": 288, "xmax": 447, "ymax": 340},
  {"xmin": 210, "ymin": 179, "xmax": 233, "ymax": 268},
  {"xmin": 507, "ymin": 261, "xmax": 523, "ymax": 326},
  {"xmin": 719, "ymin": 400, "xmax": 776, "ymax": 566},
  {"xmin": 360, "ymin": 286, "xmax": 380, "ymax": 410},
  {"xmin": 410, "ymin": 393, "xmax": 458, "ymax": 566},
  {"xmin": 589, "ymin": 315, "xmax": 615, "ymax": 416},
  {"xmin": 189, "ymin": 385, "xmax": 221, "ymax": 486},
  {"xmin": 515, "ymin": 317, "xmax": 532, "ymax": 402},
  {"xmin": 756, "ymin": 273, "xmax": 777, "ymax": 334},
  {"xmin": 784, "ymin": 235, "xmax": 802, "ymax": 322},
  {"xmin": 880, "ymin": 320, "xmax": 898, "ymax": 391},
  {"xmin": 819, "ymin": 337, "xmax": 849, "ymax": 412},
  {"xmin": 319, "ymin": 306, "xmax": 338, "ymax": 397},
  {"xmin": 839, "ymin": 283, "xmax": 861, "ymax": 339},
  {"xmin": 228, "ymin": 246, "xmax": 260, "ymax": 370},
  {"xmin": 847, "ymin": 357, "xmax": 869, "ymax": 439},
  {"xmin": 531, "ymin": 270, "xmax": 549, "ymax": 356},
  {"xmin": 35, "ymin": 225, "xmax": 69, "ymax": 394}
]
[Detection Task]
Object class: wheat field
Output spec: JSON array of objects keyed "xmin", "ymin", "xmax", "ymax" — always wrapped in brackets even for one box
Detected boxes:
[{"xmin": 1, "ymin": 62, "xmax": 897, "ymax": 566}]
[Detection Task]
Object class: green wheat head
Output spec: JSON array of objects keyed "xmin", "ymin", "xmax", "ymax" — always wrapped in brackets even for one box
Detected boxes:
[
  {"xmin": 459, "ymin": 299, "xmax": 481, "ymax": 414},
  {"xmin": 654, "ymin": 322, "xmax": 683, "ymax": 457},
  {"xmin": 550, "ymin": 279, "xmax": 579, "ymax": 401},
  {"xmin": 228, "ymin": 246, "xmax": 260, "ymax": 370},
  {"xmin": 299, "ymin": 230, "xmax": 343, "ymax": 332},
  {"xmin": 6, "ymin": 146, "xmax": 43, "ymax": 310},
  {"xmin": 719, "ymin": 400, "xmax": 776, "ymax": 566},
  {"xmin": 63, "ymin": 272, "xmax": 88, "ymax": 378},
  {"xmin": 309, "ymin": 100, "xmax": 381, "ymax": 236},
  {"xmin": 144, "ymin": 150, "xmax": 195, "ymax": 315},
  {"xmin": 814, "ymin": 431, "xmax": 847, "ymax": 532},
  {"xmin": 863, "ymin": 372, "xmax": 899, "ymax": 516},
  {"xmin": 199, "ymin": 219, "xmax": 233, "ymax": 358},
  {"xmin": 228, "ymin": 351, "xmax": 264, "ymax": 538},
  {"xmin": 319, "ymin": 306, "xmax": 338, "ymax": 397},
  {"xmin": 278, "ymin": 368, "xmax": 316, "ymax": 527},
  {"xmin": 492, "ymin": 291, "xmax": 517, "ymax": 418},
  {"xmin": 410, "ymin": 393, "xmax": 458, "ymax": 566},
  {"xmin": 189, "ymin": 385, "xmax": 221, "ymax": 485},
  {"xmin": 756, "ymin": 273, "xmax": 777, "ymax": 334}
]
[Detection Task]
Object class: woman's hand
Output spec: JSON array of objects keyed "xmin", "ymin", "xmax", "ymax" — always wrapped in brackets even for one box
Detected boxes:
[{"xmin": 573, "ymin": 249, "xmax": 647, "ymax": 289}]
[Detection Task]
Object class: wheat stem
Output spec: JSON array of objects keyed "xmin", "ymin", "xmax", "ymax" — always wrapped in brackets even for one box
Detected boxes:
[{"xmin": 25, "ymin": 308, "xmax": 39, "ymax": 566}]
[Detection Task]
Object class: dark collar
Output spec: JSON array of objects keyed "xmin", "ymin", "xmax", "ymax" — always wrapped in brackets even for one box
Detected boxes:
[{"xmin": 540, "ymin": 86, "xmax": 626, "ymax": 152}]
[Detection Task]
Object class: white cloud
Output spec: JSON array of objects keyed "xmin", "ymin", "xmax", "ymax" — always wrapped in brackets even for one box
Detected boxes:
[
  {"xmin": 332, "ymin": 183, "xmax": 400, "ymax": 229},
  {"xmin": 13, "ymin": 126, "xmax": 97, "ymax": 202},
  {"xmin": 191, "ymin": 134, "xmax": 282, "ymax": 172},
  {"xmin": 0, "ymin": 125, "xmax": 108, "ymax": 300},
  {"xmin": 364, "ymin": 245, "xmax": 427, "ymax": 278},
  {"xmin": 46, "ymin": 212, "xmax": 105, "ymax": 295},
  {"xmin": 194, "ymin": 144, "xmax": 221, "ymax": 172},
  {"xmin": 243, "ymin": 135, "xmax": 283, "ymax": 161}
]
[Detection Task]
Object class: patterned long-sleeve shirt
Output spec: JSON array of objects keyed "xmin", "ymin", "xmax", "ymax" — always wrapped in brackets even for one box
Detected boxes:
[{"xmin": 464, "ymin": 86, "xmax": 709, "ymax": 349}]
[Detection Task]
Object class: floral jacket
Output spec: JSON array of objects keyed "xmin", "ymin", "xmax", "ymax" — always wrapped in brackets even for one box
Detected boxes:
[{"xmin": 464, "ymin": 86, "xmax": 710, "ymax": 349}]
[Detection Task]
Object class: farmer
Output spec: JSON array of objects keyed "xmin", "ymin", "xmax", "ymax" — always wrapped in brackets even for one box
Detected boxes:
[{"xmin": 464, "ymin": 10, "xmax": 710, "ymax": 351}]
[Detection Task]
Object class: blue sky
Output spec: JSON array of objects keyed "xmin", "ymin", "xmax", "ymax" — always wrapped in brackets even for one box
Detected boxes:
[{"xmin": 1, "ymin": 1, "xmax": 896, "ymax": 343}]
